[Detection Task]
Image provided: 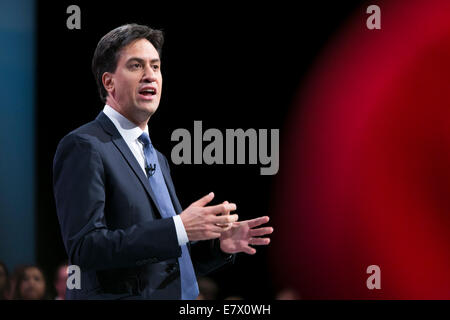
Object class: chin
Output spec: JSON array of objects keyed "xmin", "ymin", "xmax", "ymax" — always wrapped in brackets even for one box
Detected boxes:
[
  {"xmin": 131, "ymin": 95, "xmax": 159, "ymax": 115},
  {"xmin": 138, "ymin": 102, "xmax": 159, "ymax": 115},
  {"xmin": 146, "ymin": 103, "xmax": 159, "ymax": 113}
]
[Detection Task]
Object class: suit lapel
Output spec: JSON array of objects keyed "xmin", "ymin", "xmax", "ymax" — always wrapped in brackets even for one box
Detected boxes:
[
  {"xmin": 95, "ymin": 112, "xmax": 165, "ymax": 218},
  {"xmin": 158, "ymin": 152, "xmax": 183, "ymax": 215}
]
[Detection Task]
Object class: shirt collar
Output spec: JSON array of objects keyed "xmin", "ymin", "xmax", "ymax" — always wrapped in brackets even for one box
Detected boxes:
[{"xmin": 102, "ymin": 104, "xmax": 149, "ymax": 144}]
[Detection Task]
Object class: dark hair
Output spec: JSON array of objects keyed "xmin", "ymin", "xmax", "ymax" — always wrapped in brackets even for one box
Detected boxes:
[{"xmin": 92, "ymin": 23, "xmax": 164, "ymax": 102}]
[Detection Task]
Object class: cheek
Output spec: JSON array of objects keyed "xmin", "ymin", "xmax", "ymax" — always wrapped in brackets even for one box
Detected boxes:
[
  {"xmin": 20, "ymin": 281, "xmax": 29, "ymax": 292},
  {"xmin": 115, "ymin": 74, "xmax": 137, "ymax": 95},
  {"xmin": 116, "ymin": 83, "xmax": 136, "ymax": 102},
  {"xmin": 37, "ymin": 281, "xmax": 45, "ymax": 292}
]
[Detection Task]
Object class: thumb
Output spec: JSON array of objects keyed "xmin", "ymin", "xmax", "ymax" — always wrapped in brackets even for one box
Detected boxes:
[{"xmin": 190, "ymin": 192, "xmax": 215, "ymax": 207}]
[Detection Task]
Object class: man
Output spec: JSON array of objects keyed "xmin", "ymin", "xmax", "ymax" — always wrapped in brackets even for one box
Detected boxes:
[{"xmin": 53, "ymin": 24, "xmax": 273, "ymax": 300}]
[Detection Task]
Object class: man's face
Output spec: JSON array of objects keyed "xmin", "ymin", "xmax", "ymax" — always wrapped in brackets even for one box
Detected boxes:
[{"xmin": 106, "ymin": 38, "xmax": 162, "ymax": 123}]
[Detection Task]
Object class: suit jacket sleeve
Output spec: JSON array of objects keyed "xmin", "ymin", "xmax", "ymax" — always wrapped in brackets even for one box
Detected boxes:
[
  {"xmin": 160, "ymin": 154, "xmax": 235, "ymax": 276},
  {"xmin": 190, "ymin": 239, "xmax": 236, "ymax": 276},
  {"xmin": 53, "ymin": 133, "xmax": 181, "ymax": 271}
]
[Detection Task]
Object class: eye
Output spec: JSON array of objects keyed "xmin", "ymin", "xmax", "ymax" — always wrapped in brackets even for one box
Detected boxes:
[
  {"xmin": 152, "ymin": 64, "xmax": 160, "ymax": 71},
  {"xmin": 130, "ymin": 63, "xmax": 142, "ymax": 70}
]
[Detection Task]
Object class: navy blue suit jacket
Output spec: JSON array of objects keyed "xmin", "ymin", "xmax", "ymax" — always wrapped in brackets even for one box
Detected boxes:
[{"xmin": 53, "ymin": 112, "xmax": 232, "ymax": 299}]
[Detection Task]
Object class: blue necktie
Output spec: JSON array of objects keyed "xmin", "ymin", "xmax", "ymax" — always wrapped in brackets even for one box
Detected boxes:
[{"xmin": 138, "ymin": 132, "xmax": 199, "ymax": 300}]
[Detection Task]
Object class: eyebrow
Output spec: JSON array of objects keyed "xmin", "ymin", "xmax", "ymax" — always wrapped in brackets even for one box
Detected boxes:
[{"xmin": 126, "ymin": 57, "xmax": 160, "ymax": 64}]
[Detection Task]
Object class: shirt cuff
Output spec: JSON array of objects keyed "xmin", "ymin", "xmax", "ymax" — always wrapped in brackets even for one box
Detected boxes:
[{"xmin": 173, "ymin": 215, "xmax": 189, "ymax": 246}]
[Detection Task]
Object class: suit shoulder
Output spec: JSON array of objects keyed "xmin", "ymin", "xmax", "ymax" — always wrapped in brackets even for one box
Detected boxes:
[
  {"xmin": 53, "ymin": 120, "xmax": 108, "ymax": 171},
  {"xmin": 57, "ymin": 119, "xmax": 107, "ymax": 149}
]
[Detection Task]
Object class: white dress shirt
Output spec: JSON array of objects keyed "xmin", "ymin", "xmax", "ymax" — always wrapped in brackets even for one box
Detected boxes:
[{"xmin": 103, "ymin": 104, "xmax": 189, "ymax": 246}]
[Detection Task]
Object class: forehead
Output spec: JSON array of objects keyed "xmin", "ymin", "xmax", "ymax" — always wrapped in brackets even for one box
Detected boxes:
[
  {"xmin": 25, "ymin": 267, "xmax": 42, "ymax": 276},
  {"xmin": 118, "ymin": 38, "xmax": 160, "ymax": 62}
]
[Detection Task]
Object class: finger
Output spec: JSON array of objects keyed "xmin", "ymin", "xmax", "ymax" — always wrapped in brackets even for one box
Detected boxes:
[
  {"xmin": 249, "ymin": 227, "xmax": 274, "ymax": 237},
  {"xmin": 248, "ymin": 237, "xmax": 271, "ymax": 245},
  {"xmin": 217, "ymin": 201, "xmax": 231, "ymax": 223},
  {"xmin": 243, "ymin": 246, "xmax": 256, "ymax": 255},
  {"xmin": 215, "ymin": 222, "xmax": 230, "ymax": 226},
  {"xmin": 215, "ymin": 222, "xmax": 232, "ymax": 228},
  {"xmin": 220, "ymin": 221, "xmax": 241, "ymax": 229},
  {"xmin": 216, "ymin": 201, "xmax": 231, "ymax": 224},
  {"xmin": 206, "ymin": 232, "xmax": 222, "ymax": 239},
  {"xmin": 247, "ymin": 216, "xmax": 270, "ymax": 228},
  {"xmin": 215, "ymin": 201, "xmax": 233, "ymax": 228},
  {"xmin": 190, "ymin": 192, "xmax": 215, "ymax": 207},
  {"xmin": 205, "ymin": 202, "xmax": 237, "ymax": 215},
  {"xmin": 207, "ymin": 223, "xmax": 230, "ymax": 234},
  {"xmin": 215, "ymin": 223, "xmax": 233, "ymax": 231},
  {"xmin": 222, "ymin": 201, "xmax": 230, "ymax": 215},
  {"xmin": 213, "ymin": 214, "xmax": 239, "ymax": 225}
]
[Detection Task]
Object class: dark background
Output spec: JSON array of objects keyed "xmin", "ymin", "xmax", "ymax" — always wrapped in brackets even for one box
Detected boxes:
[{"xmin": 36, "ymin": 1, "xmax": 364, "ymax": 298}]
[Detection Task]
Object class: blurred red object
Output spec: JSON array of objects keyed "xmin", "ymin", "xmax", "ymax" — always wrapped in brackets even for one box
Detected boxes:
[{"xmin": 272, "ymin": 0, "xmax": 450, "ymax": 299}]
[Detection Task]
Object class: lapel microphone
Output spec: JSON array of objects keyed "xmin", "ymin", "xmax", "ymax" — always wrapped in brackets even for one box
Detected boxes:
[{"xmin": 145, "ymin": 163, "xmax": 156, "ymax": 177}]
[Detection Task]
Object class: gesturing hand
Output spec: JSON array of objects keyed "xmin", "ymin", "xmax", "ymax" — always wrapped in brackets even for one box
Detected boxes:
[
  {"xmin": 180, "ymin": 192, "xmax": 238, "ymax": 241},
  {"xmin": 220, "ymin": 216, "xmax": 273, "ymax": 255}
]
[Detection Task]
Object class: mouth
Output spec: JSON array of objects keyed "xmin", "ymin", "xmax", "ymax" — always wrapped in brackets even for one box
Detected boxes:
[{"xmin": 138, "ymin": 86, "xmax": 157, "ymax": 101}]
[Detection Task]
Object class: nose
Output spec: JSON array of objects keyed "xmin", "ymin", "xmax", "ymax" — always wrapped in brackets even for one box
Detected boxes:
[{"xmin": 141, "ymin": 64, "xmax": 158, "ymax": 83}]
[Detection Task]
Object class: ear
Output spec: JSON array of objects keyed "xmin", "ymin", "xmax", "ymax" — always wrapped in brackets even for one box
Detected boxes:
[{"xmin": 102, "ymin": 72, "xmax": 114, "ymax": 95}]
